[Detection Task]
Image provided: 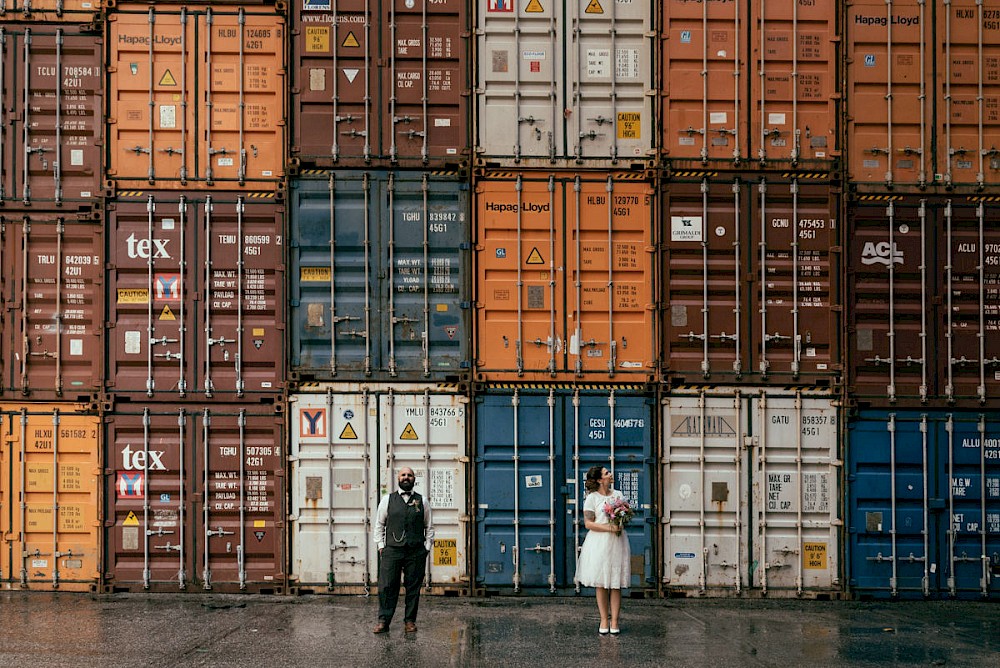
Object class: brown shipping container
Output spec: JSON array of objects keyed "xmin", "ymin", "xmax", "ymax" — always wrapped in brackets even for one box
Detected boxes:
[
  {"xmin": 0, "ymin": 404, "xmax": 101, "ymax": 592},
  {"xmin": 106, "ymin": 6, "xmax": 286, "ymax": 190},
  {"xmin": 0, "ymin": 212, "xmax": 104, "ymax": 402},
  {"xmin": 0, "ymin": 24, "xmax": 105, "ymax": 209},
  {"xmin": 105, "ymin": 192, "xmax": 285, "ymax": 403},
  {"xmin": 103, "ymin": 406, "xmax": 285, "ymax": 592},
  {"xmin": 0, "ymin": 0, "xmax": 101, "ymax": 22},
  {"xmin": 291, "ymin": 0, "xmax": 469, "ymax": 168},
  {"xmin": 848, "ymin": 196, "xmax": 1000, "ymax": 407},
  {"xmin": 662, "ymin": 176, "xmax": 841, "ymax": 386},
  {"xmin": 660, "ymin": 0, "xmax": 839, "ymax": 170},
  {"xmin": 475, "ymin": 172, "xmax": 655, "ymax": 382}
]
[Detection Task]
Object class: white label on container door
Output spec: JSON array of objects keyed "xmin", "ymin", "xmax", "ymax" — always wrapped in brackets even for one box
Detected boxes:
[
  {"xmin": 522, "ymin": 50, "xmax": 546, "ymax": 60},
  {"xmin": 309, "ymin": 68, "xmax": 326, "ymax": 91},
  {"xmin": 32, "ymin": 559, "xmax": 48, "ymax": 568},
  {"xmin": 435, "ymin": 118, "xmax": 452, "ymax": 127},
  {"xmin": 70, "ymin": 150, "xmax": 84, "ymax": 166},
  {"xmin": 159, "ymin": 105, "xmax": 176, "ymax": 129},
  {"xmin": 125, "ymin": 331, "xmax": 142, "ymax": 354},
  {"xmin": 525, "ymin": 475, "xmax": 543, "ymax": 488},
  {"xmin": 587, "ymin": 49, "xmax": 610, "ymax": 78},
  {"xmin": 710, "ymin": 112, "xmax": 728, "ymax": 124},
  {"xmin": 262, "ymin": 170, "xmax": 273, "ymax": 176},
  {"xmin": 671, "ymin": 215, "xmax": 703, "ymax": 241},
  {"xmin": 218, "ymin": 157, "xmax": 234, "ymax": 167},
  {"xmin": 161, "ymin": 218, "xmax": 175, "ymax": 230},
  {"xmin": 430, "ymin": 469, "xmax": 455, "ymax": 508},
  {"xmin": 802, "ymin": 472, "xmax": 830, "ymax": 513},
  {"xmin": 70, "ymin": 339, "xmax": 83, "ymax": 356},
  {"xmin": 768, "ymin": 113, "xmax": 786, "ymax": 125},
  {"xmin": 615, "ymin": 48, "xmax": 639, "ymax": 79}
]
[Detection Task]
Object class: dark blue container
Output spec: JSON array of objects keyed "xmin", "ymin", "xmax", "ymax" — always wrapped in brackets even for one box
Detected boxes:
[
  {"xmin": 289, "ymin": 171, "xmax": 470, "ymax": 381},
  {"xmin": 475, "ymin": 386, "xmax": 655, "ymax": 593},
  {"xmin": 848, "ymin": 410, "xmax": 1000, "ymax": 599}
]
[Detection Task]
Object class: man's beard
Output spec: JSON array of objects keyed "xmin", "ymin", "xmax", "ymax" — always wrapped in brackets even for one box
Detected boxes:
[{"xmin": 399, "ymin": 479, "xmax": 415, "ymax": 491}]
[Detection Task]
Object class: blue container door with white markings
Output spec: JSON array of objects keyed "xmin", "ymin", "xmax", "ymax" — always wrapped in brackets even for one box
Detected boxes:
[
  {"xmin": 848, "ymin": 411, "xmax": 1000, "ymax": 599},
  {"xmin": 475, "ymin": 387, "xmax": 655, "ymax": 593},
  {"xmin": 289, "ymin": 171, "xmax": 470, "ymax": 380}
]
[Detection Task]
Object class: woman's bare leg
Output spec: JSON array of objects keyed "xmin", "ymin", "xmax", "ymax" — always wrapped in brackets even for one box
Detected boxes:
[
  {"xmin": 595, "ymin": 587, "xmax": 610, "ymax": 630},
  {"xmin": 609, "ymin": 588, "xmax": 622, "ymax": 629}
]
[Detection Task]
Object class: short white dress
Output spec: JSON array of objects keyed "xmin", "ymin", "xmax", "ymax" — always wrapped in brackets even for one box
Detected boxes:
[{"xmin": 575, "ymin": 490, "xmax": 631, "ymax": 589}]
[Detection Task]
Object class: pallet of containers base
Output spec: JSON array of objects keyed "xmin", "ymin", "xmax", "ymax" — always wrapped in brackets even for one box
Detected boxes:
[
  {"xmin": 104, "ymin": 4, "xmax": 287, "ymax": 192},
  {"xmin": 0, "ymin": 404, "xmax": 102, "ymax": 592},
  {"xmin": 0, "ymin": 22, "xmax": 105, "ymax": 212},
  {"xmin": 103, "ymin": 190, "xmax": 286, "ymax": 405},
  {"xmin": 288, "ymin": 382, "xmax": 470, "ymax": 595},
  {"xmin": 473, "ymin": 383, "xmax": 656, "ymax": 596},
  {"xmin": 659, "ymin": 172, "xmax": 843, "ymax": 388},
  {"xmin": 288, "ymin": 170, "xmax": 471, "ymax": 384},
  {"xmin": 847, "ymin": 194, "xmax": 1000, "ymax": 408},
  {"xmin": 659, "ymin": 0, "xmax": 839, "ymax": 173},
  {"xmin": 847, "ymin": 410, "xmax": 1000, "ymax": 600},
  {"xmin": 102, "ymin": 404, "xmax": 286, "ymax": 593},
  {"xmin": 289, "ymin": 0, "xmax": 470, "ymax": 170},
  {"xmin": 474, "ymin": 170, "xmax": 657, "ymax": 383},
  {"xmin": 660, "ymin": 386, "xmax": 844, "ymax": 599},
  {"xmin": 845, "ymin": 0, "xmax": 1000, "ymax": 192},
  {"xmin": 476, "ymin": 0, "xmax": 655, "ymax": 169},
  {"xmin": 0, "ymin": 209, "xmax": 104, "ymax": 402}
]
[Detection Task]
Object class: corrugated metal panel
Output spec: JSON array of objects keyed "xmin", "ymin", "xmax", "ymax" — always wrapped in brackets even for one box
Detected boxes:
[
  {"xmin": 0, "ymin": 24, "xmax": 105, "ymax": 209},
  {"xmin": 0, "ymin": 213, "xmax": 104, "ymax": 402},
  {"xmin": 106, "ymin": 5, "xmax": 286, "ymax": 190},
  {"xmin": 662, "ymin": 387, "xmax": 842, "ymax": 597},
  {"xmin": 103, "ymin": 406, "xmax": 286, "ymax": 592},
  {"xmin": 0, "ymin": 404, "xmax": 101, "ymax": 592},
  {"xmin": 848, "ymin": 410, "xmax": 1000, "ymax": 599},
  {"xmin": 475, "ymin": 386, "xmax": 655, "ymax": 594},
  {"xmin": 289, "ymin": 384, "xmax": 469, "ymax": 592},
  {"xmin": 289, "ymin": 171, "xmax": 470, "ymax": 381},
  {"xmin": 476, "ymin": 0, "xmax": 654, "ymax": 167},
  {"xmin": 475, "ymin": 171, "xmax": 656, "ymax": 382},
  {"xmin": 0, "ymin": 0, "xmax": 102, "ymax": 22}
]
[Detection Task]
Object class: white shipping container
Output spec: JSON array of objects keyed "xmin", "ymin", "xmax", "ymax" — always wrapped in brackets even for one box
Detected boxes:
[
  {"xmin": 662, "ymin": 388, "xmax": 842, "ymax": 597},
  {"xmin": 289, "ymin": 384, "xmax": 469, "ymax": 592},
  {"xmin": 476, "ymin": 0, "xmax": 654, "ymax": 166}
]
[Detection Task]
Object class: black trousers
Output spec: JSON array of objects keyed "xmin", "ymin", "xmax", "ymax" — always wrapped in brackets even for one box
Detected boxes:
[{"xmin": 377, "ymin": 545, "xmax": 428, "ymax": 624}]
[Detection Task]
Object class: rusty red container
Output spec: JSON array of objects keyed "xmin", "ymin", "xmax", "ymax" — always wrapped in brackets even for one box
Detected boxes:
[
  {"xmin": 662, "ymin": 175, "xmax": 842, "ymax": 387},
  {"xmin": 0, "ymin": 211, "xmax": 104, "ymax": 402},
  {"xmin": 103, "ymin": 405, "xmax": 286, "ymax": 592},
  {"xmin": 290, "ymin": 0, "xmax": 470, "ymax": 169},
  {"xmin": 848, "ymin": 195, "xmax": 1000, "ymax": 407},
  {"xmin": 0, "ymin": 23, "xmax": 105, "ymax": 210},
  {"xmin": 105, "ymin": 191, "xmax": 285, "ymax": 404}
]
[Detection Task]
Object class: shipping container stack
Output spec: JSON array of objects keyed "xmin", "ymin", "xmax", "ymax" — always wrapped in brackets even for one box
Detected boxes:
[
  {"xmin": 843, "ymin": 0, "xmax": 1000, "ymax": 599},
  {"xmin": 657, "ymin": 0, "xmax": 845, "ymax": 598},
  {"xmin": 472, "ymin": 0, "xmax": 659, "ymax": 595},
  {"xmin": 99, "ymin": 3, "xmax": 288, "ymax": 593},
  {"xmin": 284, "ymin": 0, "xmax": 473, "ymax": 595},
  {"xmin": 0, "ymin": 2, "xmax": 106, "ymax": 592}
]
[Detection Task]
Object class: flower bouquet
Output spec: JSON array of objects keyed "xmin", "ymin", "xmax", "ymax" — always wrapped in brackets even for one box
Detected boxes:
[{"xmin": 602, "ymin": 497, "xmax": 634, "ymax": 528}]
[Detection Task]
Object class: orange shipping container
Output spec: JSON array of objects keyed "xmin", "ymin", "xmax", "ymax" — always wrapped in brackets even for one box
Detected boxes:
[
  {"xmin": 0, "ymin": 0, "xmax": 101, "ymax": 22},
  {"xmin": 0, "ymin": 405, "xmax": 101, "ymax": 592},
  {"xmin": 106, "ymin": 5, "xmax": 286, "ymax": 191},
  {"xmin": 475, "ymin": 172, "xmax": 656, "ymax": 382}
]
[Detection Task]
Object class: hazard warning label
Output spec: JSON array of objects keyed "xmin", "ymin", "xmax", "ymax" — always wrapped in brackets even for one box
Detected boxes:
[
  {"xmin": 340, "ymin": 422, "xmax": 358, "ymax": 440},
  {"xmin": 525, "ymin": 0, "xmax": 544, "ymax": 12},
  {"xmin": 525, "ymin": 247, "xmax": 544, "ymax": 264},
  {"xmin": 158, "ymin": 69, "xmax": 177, "ymax": 86},
  {"xmin": 585, "ymin": 0, "xmax": 603, "ymax": 13},
  {"xmin": 159, "ymin": 305, "xmax": 176, "ymax": 320},
  {"xmin": 400, "ymin": 423, "xmax": 419, "ymax": 440},
  {"xmin": 123, "ymin": 511, "xmax": 140, "ymax": 526},
  {"xmin": 342, "ymin": 31, "xmax": 360, "ymax": 48}
]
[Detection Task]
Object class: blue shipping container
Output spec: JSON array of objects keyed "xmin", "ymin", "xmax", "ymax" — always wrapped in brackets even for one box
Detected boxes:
[
  {"xmin": 848, "ymin": 411, "xmax": 1000, "ymax": 599},
  {"xmin": 290, "ymin": 171, "xmax": 470, "ymax": 380},
  {"xmin": 475, "ymin": 386, "xmax": 655, "ymax": 593}
]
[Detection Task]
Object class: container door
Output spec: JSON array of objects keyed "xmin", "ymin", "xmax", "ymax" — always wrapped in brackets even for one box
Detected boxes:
[
  {"xmin": 662, "ymin": 392, "xmax": 750, "ymax": 593},
  {"xmin": 477, "ymin": 0, "xmax": 563, "ymax": 162},
  {"xmin": 379, "ymin": 390, "xmax": 468, "ymax": 586},
  {"xmin": 750, "ymin": 394, "xmax": 840, "ymax": 594},
  {"xmin": 0, "ymin": 408, "xmax": 101, "ymax": 591},
  {"xmin": 476, "ymin": 390, "xmax": 567, "ymax": 591},
  {"xmin": 2, "ymin": 216, "xmax": 104, "ymax": 401},
  {"xmin": 0, "ymin": 0, "xmax": 101, "ymax": 22},
  {"xmin": 565, "ymin": 390, "xmax": 654, "ymax": 590},
  {"xmin": 290, "ymin": 391, "xmax": 380, "ymax": 589}
]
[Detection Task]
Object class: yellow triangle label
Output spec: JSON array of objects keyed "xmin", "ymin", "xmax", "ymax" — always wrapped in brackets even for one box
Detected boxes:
[
  {"xmin": 159, "ymin": 304, "xmax": 176, "ymax": 321},
  {"xmin": 400, "ymin": 423, "xmax": 419, "ymax": 440},
  {"xmin": 339, "ymin": 422, "xmax": 358, "ymax": 440},
  {"xmin": 525, "ymin": 0, "xmax": 544, "ymax": 11},
  {"xmin": 124, "ymin": 511, "xmax": 140, "ymax": 527},
  {"xmin": 585, "ymin": 0, "xmax": 603, "ymax": 13},
  {"xmin": 526, "ymin": 247, "xmax": 545, "ymax": 264},
  {"xmin": 342, "ymin": 31, "xmax": 360, "ymax": 48},
  {"xmin": 158, "ymin": 69, "xmax": 177, "ymax": 86}
]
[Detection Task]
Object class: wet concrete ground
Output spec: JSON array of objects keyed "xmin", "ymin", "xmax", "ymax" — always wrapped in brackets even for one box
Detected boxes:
[{"xmin": 0, "ymin": 592, "xmax": 996, "ymax": 667}]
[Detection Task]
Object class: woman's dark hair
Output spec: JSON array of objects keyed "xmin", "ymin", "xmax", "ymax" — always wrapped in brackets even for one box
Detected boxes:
[{"xmin": 584, "ymin": 465, "xmax": 605, "ymax": 493}]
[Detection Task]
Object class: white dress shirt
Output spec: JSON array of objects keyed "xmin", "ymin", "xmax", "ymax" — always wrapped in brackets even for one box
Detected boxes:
[{"xmin": 373, "ymin": 488, "xmax": 435, "ymax": 552}]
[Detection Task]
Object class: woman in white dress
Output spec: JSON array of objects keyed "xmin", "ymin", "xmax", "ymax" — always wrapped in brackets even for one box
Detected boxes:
[{"xmin": 575, "ymin": 465, "xmax": 631, "ymax": 634}]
